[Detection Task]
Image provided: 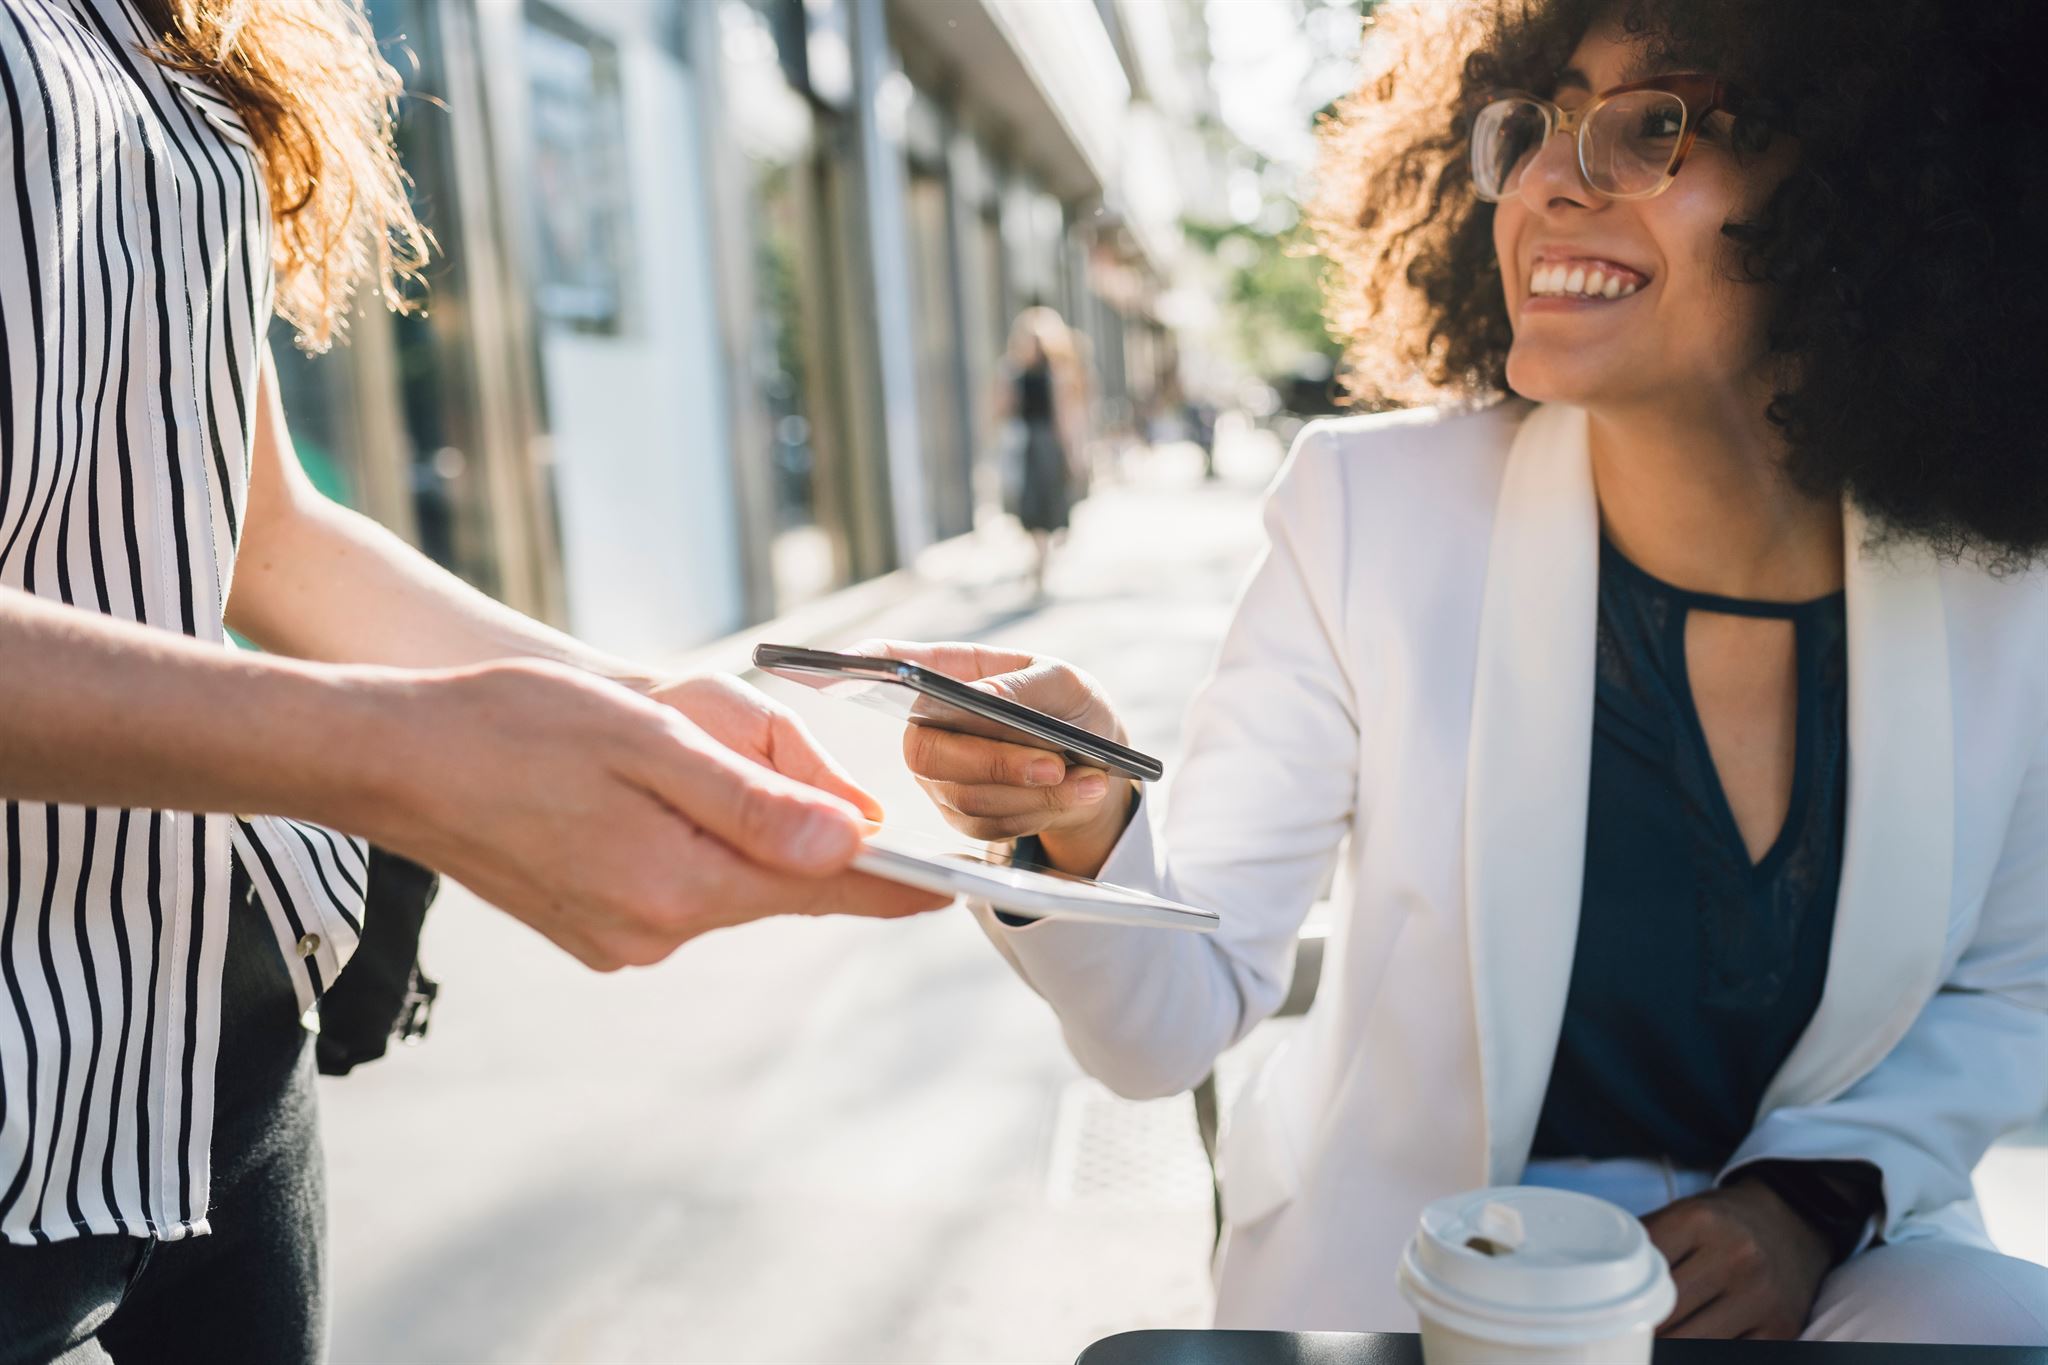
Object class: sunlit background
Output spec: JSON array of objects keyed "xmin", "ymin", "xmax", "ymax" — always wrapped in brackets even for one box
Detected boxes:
[
  {"xmin": 301, "ymin": 4, "xmax": 1375, "ymax": 1361},
  {"xmin": 271, "ymin": 0, "xmax": 1364, "ymax": 660},
  {"xmin": 291, "ymin": 2, "xmax": 2048, "ymax": 1362}
]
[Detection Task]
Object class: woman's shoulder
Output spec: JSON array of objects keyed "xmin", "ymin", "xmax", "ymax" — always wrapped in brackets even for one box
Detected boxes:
[
  {"xmin": 1933, "ymin": 546, "xmax": 2048, "ymax": 722},
  {"xmin": 1267, "ymin": 399, "xmax": 1530, "ymax": 541}
]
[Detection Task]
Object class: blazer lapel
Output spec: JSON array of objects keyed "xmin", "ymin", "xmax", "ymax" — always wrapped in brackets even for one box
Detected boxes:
[
  {"xmin": 1463, "ymin": 402, "xmax": 1601, "ymax": 1183},
  {"xmin": 1756, "ymin": 505, "xmax": 1953, "ymax": 1116}
]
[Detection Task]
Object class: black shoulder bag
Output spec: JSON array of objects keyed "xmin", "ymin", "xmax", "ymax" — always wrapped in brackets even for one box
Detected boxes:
[{"xmin": 314, "ymin": 847, "xmax": 442, "ymax": 1077}]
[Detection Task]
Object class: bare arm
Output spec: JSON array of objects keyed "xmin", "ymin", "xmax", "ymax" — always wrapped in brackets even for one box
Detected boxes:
[
  {"xmin": 0, "ymin": 584, "xmax": 387, "ymax": 824},
  {"xmin": 226, "ymin": 344, "xmax": 655, "ymax": 688},
  {"xmin": 0, "ymin": 585, "xmax": 939, "ymax": 965},
  {"xmin": 2, "ymin": 347, "xmax": 946, "ymax": 969}
]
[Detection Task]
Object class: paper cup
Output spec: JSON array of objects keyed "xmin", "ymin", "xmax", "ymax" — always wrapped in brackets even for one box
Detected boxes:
[{"xmin": 1397, "ymin": 1186, "xmax": 1675, "ymax": 1365}]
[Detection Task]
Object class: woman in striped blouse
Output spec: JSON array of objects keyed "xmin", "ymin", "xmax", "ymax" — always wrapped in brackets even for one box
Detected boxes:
[{"xmin": 0, "ymin": 0, "xmax": 946, "ymax": 1358}]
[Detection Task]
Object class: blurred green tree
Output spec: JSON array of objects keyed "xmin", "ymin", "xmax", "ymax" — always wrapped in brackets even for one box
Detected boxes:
[
  {"xmin": 1181, "ymin": 212, "xmax": 1341, "ymax": 385},
  {"xmin": 1189, "ymin": 0, "xmax": 1379, "ymax": 402}
]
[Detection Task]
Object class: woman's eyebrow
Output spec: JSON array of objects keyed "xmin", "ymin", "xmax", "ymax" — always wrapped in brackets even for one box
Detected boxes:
[
  {"xmin": 1618, "ymin": 53, "xmax": 1666, "ymax": 84},
  {"xmin": 1553, "ymin": 68, "xmax": 1592, "ymax": 92}
]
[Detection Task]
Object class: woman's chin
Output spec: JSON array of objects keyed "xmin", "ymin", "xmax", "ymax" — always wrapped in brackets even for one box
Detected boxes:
[{"xmin": 1503, "ymin": 353, "xmax": 1616, "ymax": 409}]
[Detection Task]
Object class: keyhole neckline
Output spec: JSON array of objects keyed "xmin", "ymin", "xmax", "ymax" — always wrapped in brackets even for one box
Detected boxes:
[
  {"xmin": 1598, "ymin": 534, "xmax": 1844, "ymax": 621},
  {"xmin": 1598, "ymin": 534, "xmax": 1846, "ymax": 876}
]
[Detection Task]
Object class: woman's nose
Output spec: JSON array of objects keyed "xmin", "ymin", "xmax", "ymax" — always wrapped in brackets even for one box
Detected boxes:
[{"xmin": 1517, "ymin": 125, "xmax": 1599, "ymax": 214}]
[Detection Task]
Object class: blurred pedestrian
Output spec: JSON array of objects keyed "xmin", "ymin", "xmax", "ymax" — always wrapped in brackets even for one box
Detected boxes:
[
  {"xmin": 997, "ymin": 306, "xmax": 1090, "ymax": 598},
  {"xmin": 890, "ymin": 0, "xmax": 2048, "ymax": 1348},
  {"xmin": 0, "ymin": 1, "xmax": 942, "ymax": 1360}
]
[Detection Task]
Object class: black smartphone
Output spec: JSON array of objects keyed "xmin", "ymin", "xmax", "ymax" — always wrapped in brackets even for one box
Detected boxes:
[{"xmin": 751, "ymin": 643, "xmax": 1164, "ymax": 783}]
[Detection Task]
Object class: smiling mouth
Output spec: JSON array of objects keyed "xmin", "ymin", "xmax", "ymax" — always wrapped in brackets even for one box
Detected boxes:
[{"xmin": 1528, "ymin": 259, "xmax": 1649, "ymax": 301}]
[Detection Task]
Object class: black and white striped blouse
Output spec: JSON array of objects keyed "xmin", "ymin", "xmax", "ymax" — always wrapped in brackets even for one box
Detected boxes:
[{"xmin": 1, "ymin": 0, "xmax": 367, "ymax": 1246}]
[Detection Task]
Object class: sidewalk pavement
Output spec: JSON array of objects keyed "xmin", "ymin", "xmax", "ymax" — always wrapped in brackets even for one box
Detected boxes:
[
  {"xmin": 321, "ymin": 432, "xmax": 1286, "ymax": 1365},
  {"xmin": 320, "ymin": 427, "xmax": 2048, "ymax": 1364}
]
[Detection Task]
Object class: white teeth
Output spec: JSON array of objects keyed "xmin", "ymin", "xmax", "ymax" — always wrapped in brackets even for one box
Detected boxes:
[{"xmin": 1529, "ymin": 261, "xmax": 1646, "ymax": 299}]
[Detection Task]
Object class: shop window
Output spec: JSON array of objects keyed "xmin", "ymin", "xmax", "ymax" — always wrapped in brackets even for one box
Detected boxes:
[
  {"xmin": 722, "ymin": 0, "xmax": 856, "ymax": 611},
  {"xmin": 523, "ymin": 5, "xmax": 634, "ymax": 335}
]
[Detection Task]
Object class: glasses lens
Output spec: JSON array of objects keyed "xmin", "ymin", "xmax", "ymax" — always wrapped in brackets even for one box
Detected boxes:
[
  {"xmin": 1581, "ymin": 90, "xmax": 1686, "ymax": 198},
  {"xmin": 1471, "ymin": 98, "xmax": 1549, "ymax": 202}
]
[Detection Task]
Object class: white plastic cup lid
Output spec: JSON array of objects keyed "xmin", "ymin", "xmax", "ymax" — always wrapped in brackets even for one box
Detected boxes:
[{"xmin": 1397, "ymin": 1186, "xmax": 1675, "ymax": 1345}]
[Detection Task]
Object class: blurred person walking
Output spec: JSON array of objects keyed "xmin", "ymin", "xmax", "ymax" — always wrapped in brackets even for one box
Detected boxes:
[
  {"xmin": 998, "ymin": 306, "xmax": 1089, "ymax": 598},
  {"xmin": 0, "ymin": 0, "xmax": 942, "ymax": 1360}
]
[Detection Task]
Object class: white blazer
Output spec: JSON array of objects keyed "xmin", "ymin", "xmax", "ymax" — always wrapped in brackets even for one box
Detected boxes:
[{"xmin": 977, "ymin": 400, "xmax": 2048, "ymax": 1331}]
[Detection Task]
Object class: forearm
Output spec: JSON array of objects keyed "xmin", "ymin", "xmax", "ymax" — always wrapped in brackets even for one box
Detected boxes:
[
  {"xmin": 227, "ymin": 494, "xmax": 656, "ymax": 690},
  {"xmin": 1723, "ymin": 989, "xmax": 2048, "ymax": 1236},
  {"xmin": 983, "ymin": 797, "xmax": 1290, "ymax": 1098},
  {"xmin": 1731, "ymin": 1160, "xmax": 1884, "ymax": 1266},
  {"xmin": 0, "ymin": 586, "xmax": 395, "ymax": 828}
]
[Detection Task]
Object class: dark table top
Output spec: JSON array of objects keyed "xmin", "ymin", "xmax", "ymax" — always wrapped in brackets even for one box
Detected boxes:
[{"xmin": 1077, "ymin": 1331, "xmax": 2048, "ymax": 1365}]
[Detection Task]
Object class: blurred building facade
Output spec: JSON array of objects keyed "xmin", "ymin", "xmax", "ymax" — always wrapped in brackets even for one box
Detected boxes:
[{"xmin": 271, "ymin": 0, "xmax": 1218, "ymax": 659}]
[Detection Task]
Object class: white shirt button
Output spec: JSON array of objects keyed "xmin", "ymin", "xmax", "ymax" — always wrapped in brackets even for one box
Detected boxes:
[{"xmin": 296, "ymin": 933, "xmax": 322, "ymax": 959}]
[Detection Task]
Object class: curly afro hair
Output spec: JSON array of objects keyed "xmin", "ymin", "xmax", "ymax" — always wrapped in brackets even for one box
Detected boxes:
[{"xmin": 1312, "ymin": 0, "xmax": 2048, "ymax": 566}]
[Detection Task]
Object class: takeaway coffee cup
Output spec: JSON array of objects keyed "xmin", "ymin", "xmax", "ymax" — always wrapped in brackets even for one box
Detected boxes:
[{"xmin": 1397, "ymin": 1185, "xmax": 1676, "ymax": 1365}]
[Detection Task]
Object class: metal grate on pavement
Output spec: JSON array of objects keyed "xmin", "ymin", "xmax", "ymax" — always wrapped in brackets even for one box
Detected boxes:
[{"xmin": 1045, "ymin": 1078, "xmax": 1215, "ymax": 1210}]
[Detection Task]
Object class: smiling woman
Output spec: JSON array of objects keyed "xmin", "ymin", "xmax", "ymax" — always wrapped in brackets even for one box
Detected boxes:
[
  {"xmin": 877, "ymin": 0, "xmax": 2048, "ymax": 1349},
  {"xmin": 1314, "ymin": 0, "xmax": 2048, "ymax": 566}
]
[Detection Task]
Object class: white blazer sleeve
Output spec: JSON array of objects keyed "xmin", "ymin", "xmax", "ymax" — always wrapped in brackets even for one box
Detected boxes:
[
  {"xmin": 972, "ymin": 427, "xmax": 1361, "ymax": 1099},
  {"xmin": 1722, "ymin": 721, "xmax": 2048, "ymax": 1237}
]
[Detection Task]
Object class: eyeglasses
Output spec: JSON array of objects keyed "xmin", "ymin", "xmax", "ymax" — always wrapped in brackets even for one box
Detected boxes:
[{"xmin": 1470, "ymin": 74, "xmax": 1741, "ymax": 204}]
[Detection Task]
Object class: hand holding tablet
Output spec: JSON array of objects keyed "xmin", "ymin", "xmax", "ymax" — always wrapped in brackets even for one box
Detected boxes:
[{"xmin": 756, "ymin": 641, "xmax": 1217, "ymax": 932}]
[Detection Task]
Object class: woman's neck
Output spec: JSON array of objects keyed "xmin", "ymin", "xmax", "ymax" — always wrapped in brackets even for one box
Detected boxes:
[{"xmin": 1586, "ymin": 393, "xmax": 1843, "ymax": 602}]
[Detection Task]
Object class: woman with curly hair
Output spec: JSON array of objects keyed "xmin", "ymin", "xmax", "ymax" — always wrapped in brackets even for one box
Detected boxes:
[
  {"xmin": 882, "ymin": 0, "xmax": 2048, "ymax": 1343},
  {"xmin": 0, "ymin": 0, "xmax": 942, "ymax": 1358}
]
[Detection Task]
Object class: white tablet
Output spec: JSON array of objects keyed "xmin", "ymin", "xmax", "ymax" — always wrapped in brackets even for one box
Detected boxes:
[{"xmin": 854, "ymin": 829, "xmax": 1219, "ymax": 933}]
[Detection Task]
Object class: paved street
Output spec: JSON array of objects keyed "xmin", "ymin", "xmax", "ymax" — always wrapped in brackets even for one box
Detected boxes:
[
  {"xmin": 319, "ymin": 426, "xmax": 2048, "ymax": 1363},
  {"xmin": 321, "ymin": 432, "xmax": 1285, "ymax": 1365}
]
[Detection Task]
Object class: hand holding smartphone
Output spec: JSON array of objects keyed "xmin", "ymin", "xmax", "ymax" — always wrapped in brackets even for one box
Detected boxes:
[
  {"xmin": 751, "ymin": 643, "xmax": 1163, "ymax": 782},
  {"xmin": 753, "ymin": 643, "xmax": 1211, "ymax": 930}
]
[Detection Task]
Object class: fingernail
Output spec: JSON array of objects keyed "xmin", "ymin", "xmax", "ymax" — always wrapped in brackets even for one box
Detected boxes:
[
  {"xmin": 1028, "ymin": 759, "xmax": 1064, "ymax": 786},
  {"xmin": 1075, "ymin": 774, "xmax": 1107, "ymax": 801}
]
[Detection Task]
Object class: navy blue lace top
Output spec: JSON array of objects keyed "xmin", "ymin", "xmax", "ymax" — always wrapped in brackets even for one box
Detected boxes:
[{"xmin": 1531, "ymin": 536, "xmax": 1850, "ymax": 1170}]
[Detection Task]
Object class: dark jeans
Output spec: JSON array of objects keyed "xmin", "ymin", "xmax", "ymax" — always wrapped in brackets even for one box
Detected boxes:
[{"xmin": 0, "ymin": 865, "xmax": 326, "ymax": 1364}]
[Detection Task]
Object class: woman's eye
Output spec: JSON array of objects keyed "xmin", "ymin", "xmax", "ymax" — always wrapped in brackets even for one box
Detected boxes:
[{"xmin": 1637, "ymin": 109, "xmax": 1683, "ymax": 140}]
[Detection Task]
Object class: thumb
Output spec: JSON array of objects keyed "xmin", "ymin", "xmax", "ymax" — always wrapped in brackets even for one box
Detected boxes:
[
  {"xmin": 636, "ymin": 719, "xmax": 870, "ymax": 875},
  {"xmin": 845, "ymin": 638, "xmax": 1039, "ymax": 685},
  {"xmin": 764, "ymin": 708, "xmax": 888, "ymax": 823},
  {"xmin": 978, "ymin": 659, "xmax": 1098, "ymax": 724}
]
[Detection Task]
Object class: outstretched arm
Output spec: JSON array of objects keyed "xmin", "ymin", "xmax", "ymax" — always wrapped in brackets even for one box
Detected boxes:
[
  {"xmin": 2, "ymin": 348, "xmax": 946, "ymax": 969},
  {"xmin": 892, "ymin": 429, "xmax": 1363, "ymax": 1097},
  {"xmin": 229, "ymin": 345, "xmax": 903, "ymax": 836},
  {"xmin": 0, "ymin": 587, "xmax": 941, "ymax": 967},
  {"xmin": 226, "ymin": 343, "xmax": 653, "ymax": 686}
]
